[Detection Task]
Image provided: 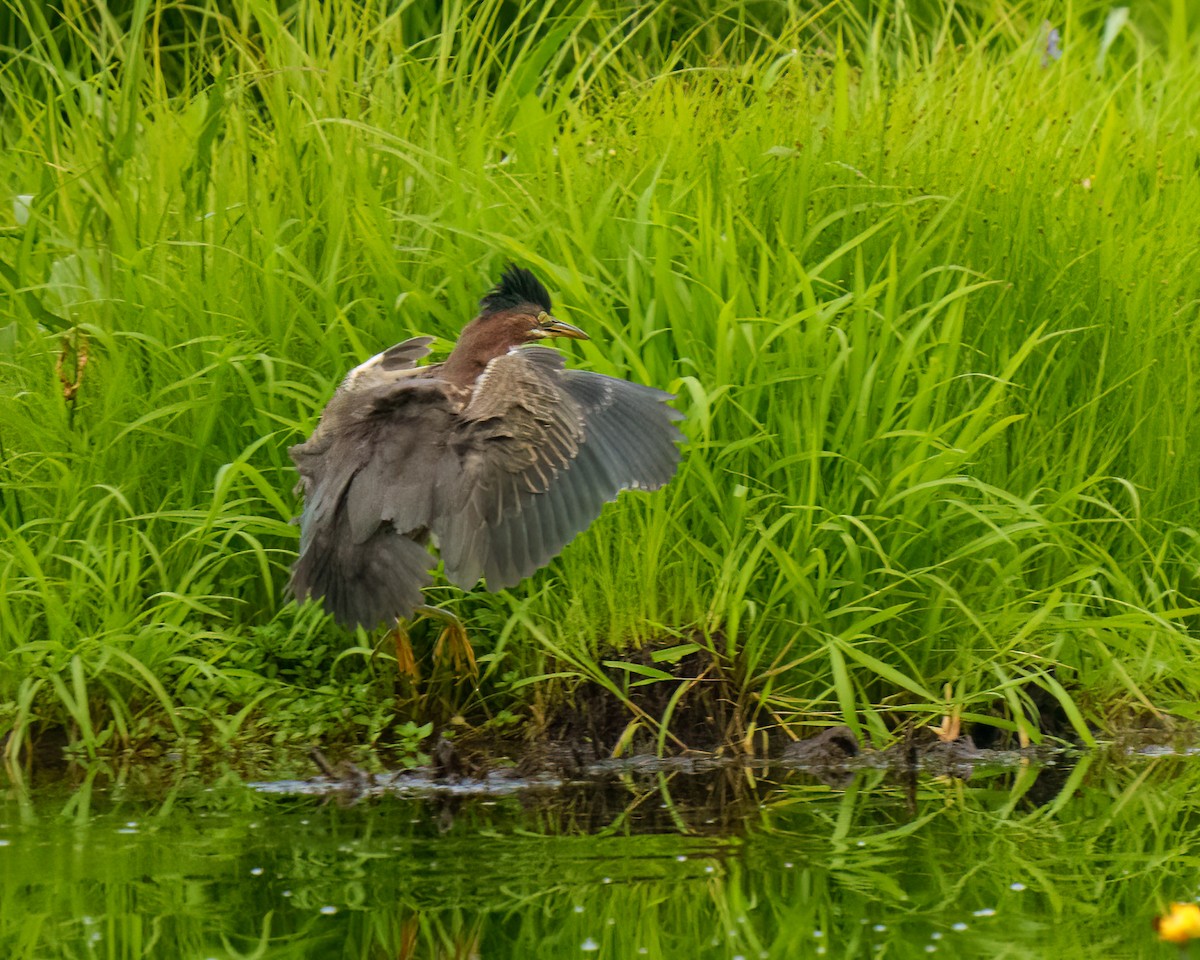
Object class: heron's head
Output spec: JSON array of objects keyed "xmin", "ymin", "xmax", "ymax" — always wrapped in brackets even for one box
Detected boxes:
[{"xmin": 476, "ymin": 265, "xmax": 588, "ymax": 346}]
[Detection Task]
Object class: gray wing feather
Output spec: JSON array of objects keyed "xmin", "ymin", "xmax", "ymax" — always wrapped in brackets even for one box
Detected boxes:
[
  {"xmin": 479, "ymin": 370, "xmax": 684, "ymax": 588},
  {"xmin": 434, "ymin": 348, "xmax": 684, "ymax": 591},
  {"xmin": 340, "ymin": 336, "xmax": 435, "ymax": 391},
  {"xmin": 288, "ymin": 339, "xmax": 448, "ymax": 628}
]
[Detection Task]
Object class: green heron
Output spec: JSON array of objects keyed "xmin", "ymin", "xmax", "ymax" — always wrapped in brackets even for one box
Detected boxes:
[{"xmin": 288, "ymin": 266, "xmax": 684, "ymax": 673}]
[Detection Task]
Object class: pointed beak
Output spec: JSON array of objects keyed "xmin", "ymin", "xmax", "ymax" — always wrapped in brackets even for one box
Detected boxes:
[{"xmin": 536, "ymin": 313, "xmax": 589, "ymax": 341}]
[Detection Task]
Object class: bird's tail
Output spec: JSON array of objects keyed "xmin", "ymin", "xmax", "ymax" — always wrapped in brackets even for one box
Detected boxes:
[{"xmin": 290, "ymin": 522, "xmax": 433, "ymax": 630}]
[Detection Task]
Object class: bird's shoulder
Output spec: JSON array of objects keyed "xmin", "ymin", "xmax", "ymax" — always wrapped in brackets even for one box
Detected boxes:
[
  {"xmin": 462, "ymin": 346, "xmax": 570, "ymax": 416},
  {"xmin": 326, "ymin": 364, "xmax": 460, "ymax": 424},
  {"xmin": 291, "ymin": 339, "xmax": 462, "ymax": 465}
]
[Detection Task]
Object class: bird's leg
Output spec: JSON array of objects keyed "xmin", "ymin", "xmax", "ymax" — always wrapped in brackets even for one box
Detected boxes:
[
  {"xmin": 416, "ymin": 604, "xmax": 477, "ymax": 678},
  {"xmin": 388, "ymin": 619, "xmax": 421, "ymax": 682}
]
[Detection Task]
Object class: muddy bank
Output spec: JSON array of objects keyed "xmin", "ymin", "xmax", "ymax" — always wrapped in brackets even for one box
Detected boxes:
[
  {"xmin": 421, "ymin": 641, "xmax": 1193, "ymax": 779},
  {"xmin": 266, "ymin": 727, "xmax": 1200, "ymax": 838},
  {"xmin": 279, "ymin": 638, "xmax": 1200, "ymax": 806},
  {"xmin": 8, "ymin": 640, "xmax": 1196, "ymax": 795}
]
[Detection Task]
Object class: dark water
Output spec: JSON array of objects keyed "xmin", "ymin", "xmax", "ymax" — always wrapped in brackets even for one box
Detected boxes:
[{"xmin": 2, "ymin": 747, "xmax": 1199, "ymax": 959}]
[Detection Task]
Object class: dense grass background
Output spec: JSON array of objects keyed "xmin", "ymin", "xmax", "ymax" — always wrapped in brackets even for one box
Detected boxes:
[{"xmin": 2, "ymin": 0, "xmax": 1199, "ymax": 758}]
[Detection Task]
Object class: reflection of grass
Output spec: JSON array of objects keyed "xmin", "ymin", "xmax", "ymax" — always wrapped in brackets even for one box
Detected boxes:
[
  {"xmin": 2, "ymin": 0, "xmax": 1200, "ymax": 753},
  {"xmin": 3, "ymin": 754, "xmax": 1200, "ymax": 958}
]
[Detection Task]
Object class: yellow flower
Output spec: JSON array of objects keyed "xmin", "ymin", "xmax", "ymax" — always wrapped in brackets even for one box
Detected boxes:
[{"xmin": 1156, "ymin": 902, "xmax": 1200, "ymax": 944}]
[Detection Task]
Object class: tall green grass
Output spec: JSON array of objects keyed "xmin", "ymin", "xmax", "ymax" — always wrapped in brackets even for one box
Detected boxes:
[{"xmin": 2, "ymin": 0, "xmax": 1199, "ymax": 755}]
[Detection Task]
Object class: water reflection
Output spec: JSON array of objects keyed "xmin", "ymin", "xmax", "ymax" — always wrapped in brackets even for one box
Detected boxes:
[{"xmin": 2, "ymin": 748, "xmax": 1199, "ymax": 958}]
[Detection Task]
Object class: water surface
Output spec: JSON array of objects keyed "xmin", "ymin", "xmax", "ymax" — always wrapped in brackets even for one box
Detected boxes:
[{"xmin": 2, "ymin": 747, "xmax": 1198, "ymax": 958}]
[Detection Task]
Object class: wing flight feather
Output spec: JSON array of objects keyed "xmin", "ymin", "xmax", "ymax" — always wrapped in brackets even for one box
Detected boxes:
[{"xmin": 433, "ymin": 348, "xmax": 683, "ymax": 590}]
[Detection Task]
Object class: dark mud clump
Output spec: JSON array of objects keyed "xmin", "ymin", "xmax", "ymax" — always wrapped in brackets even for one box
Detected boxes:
[{"xmin": 518, "ymin": 638, "xmax": 773, "ymax": 772}]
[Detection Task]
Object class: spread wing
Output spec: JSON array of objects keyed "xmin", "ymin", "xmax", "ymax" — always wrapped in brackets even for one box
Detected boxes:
[
  {"xmin": 289, "ymin": 337, "xmax": 446, "ymax": 628},
  {"xmin": 433, "ymin": 347, "xmax": 684, "ymax": 590}
]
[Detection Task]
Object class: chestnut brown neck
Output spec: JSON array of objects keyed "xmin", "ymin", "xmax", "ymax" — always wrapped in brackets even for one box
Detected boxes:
[{"xmin": 440, "ymin": 311, "xmax": 527, "ymax": 388}]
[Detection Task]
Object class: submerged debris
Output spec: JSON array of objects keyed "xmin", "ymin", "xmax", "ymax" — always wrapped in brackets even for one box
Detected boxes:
[
  {"xmin": 779, "ymin": 726, "xmax": 861, "ymax": 786},
  {"xmin": 780, "ymin": 725, "xmax": 860, "ymax": 764},
  {"xmin": 531, "ymin": 639, "xmax": 752, "ymax": 765}
]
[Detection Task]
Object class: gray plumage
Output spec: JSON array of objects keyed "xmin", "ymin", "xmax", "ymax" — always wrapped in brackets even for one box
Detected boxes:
[{"xmin": 289, "ymin": 286, "xmax": 684, "ymax": 629}]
